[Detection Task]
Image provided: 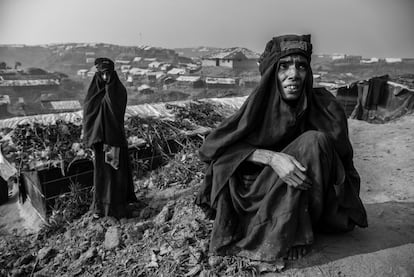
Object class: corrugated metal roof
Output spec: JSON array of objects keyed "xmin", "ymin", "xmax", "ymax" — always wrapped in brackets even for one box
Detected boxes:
[
  {"xmin": 49, "ymin": 100, "xmax": 81, "ymax": 110},
  {"xmin": 167, "ymin": 68, "xmax": 186, "ymax": 75},
  {"xmin": 129, "ymin": 68, "xmax": 150, "ymax": 76},
  {"xmin": 204, "ymin": 48, "xmax": 259, "ymax": 60},
  {"xmin": 0, "ymin": 79, "xmax": 60, "ymax": 87},
  {"xmin": 176, "ymin": 76, "xmax": 201, "ymax": 82},
  {"xmin": 147, "ymin": 71, "xmax": 166, "ymax": 79},
  {"xmin": 205, "ymin": 77, "xmax": 236, "ymax": 85},
  {"xmin": 148, "ymin": 61, "xmax": 162, "ymax": 68}
]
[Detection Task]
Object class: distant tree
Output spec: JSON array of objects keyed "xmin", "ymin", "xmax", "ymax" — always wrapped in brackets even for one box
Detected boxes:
[
  {"xmin": 0, "ymin": 62, "xmax": 7, "ymax": 69},
  {"xmin": 15, "ymin": 61, "xmax": 22, "ymax": 69}
]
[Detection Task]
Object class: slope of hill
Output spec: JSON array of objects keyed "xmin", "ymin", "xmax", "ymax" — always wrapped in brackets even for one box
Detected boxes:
[{"xmin": 0, "ymin": 46, "xmax": 53, "ymax": 69}]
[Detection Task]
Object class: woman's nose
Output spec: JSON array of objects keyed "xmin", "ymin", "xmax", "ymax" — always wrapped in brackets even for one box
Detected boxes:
[{"xmin": 287, "ymin": 66, "xmax": 299, "ymax": 78}]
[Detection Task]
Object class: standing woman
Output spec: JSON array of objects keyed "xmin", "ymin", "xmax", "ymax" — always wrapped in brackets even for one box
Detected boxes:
[{"xmin": 83, "ymin": 57, "xmax": 137, "ymax": 219}]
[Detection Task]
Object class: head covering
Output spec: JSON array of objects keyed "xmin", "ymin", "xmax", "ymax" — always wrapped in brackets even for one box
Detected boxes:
[
  {"xmin": 258, "ymin": 34, "xmax": 312, "ymax": 75},
  {"xmin": 95, "ymin": 57, "xmax": 115, "ymax": 72},
  {"xmin": 83, "ymin": 60, "xmax": 127, "ymax": 147},
  {"xmin": 199, "ymin": 34, "xmax": 314, "ymax": 163}
]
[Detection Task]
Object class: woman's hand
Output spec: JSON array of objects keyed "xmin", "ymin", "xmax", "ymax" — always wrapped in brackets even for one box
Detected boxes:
[
  {"xmin": 268, "ymin": 152, "xmax": 311, "ymax": 190},
  {"xmin": 247, "ymin": 149, "xmax": 312, "ymax": 190}
]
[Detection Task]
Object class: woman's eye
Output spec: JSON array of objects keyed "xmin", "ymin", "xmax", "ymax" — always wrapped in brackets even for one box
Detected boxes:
[
  {"xmin": 279, "ymin": 63, "xmax": 289, "ymax": 70},
  {"xmin": 298, "ymin": 63, "xmax": 308, "ymax": 70}
]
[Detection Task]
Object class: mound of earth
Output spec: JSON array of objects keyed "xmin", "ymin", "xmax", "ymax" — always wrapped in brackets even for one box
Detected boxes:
[{"xmin": 1, "ymin": 113, "xmax": 414, "ymax": 276}]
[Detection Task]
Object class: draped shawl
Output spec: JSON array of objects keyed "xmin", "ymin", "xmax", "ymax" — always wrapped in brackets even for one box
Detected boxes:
[
  {"xmin": 197, "ymin": 54, "xmax": 367, "ymax": 228},
  {"xmin": 83, "ymin": 71, "xmax": 127, "ymax": 147}
]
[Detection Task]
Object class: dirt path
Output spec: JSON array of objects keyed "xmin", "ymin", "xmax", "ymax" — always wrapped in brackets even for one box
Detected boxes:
[{"xmin": 350, "ymin": 115, "xmax": 414, "ymax": 204}]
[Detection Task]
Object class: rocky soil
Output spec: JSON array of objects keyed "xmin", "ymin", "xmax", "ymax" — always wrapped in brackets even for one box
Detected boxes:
[{"xmin": 1, "ymin": 113, "xmax": 414, "ymax": 277}]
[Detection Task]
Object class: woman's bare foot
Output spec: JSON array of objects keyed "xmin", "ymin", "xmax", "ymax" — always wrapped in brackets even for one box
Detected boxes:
[{"xmin": 286, "ymin": 245, "xmax": 308, "ymax": 260}]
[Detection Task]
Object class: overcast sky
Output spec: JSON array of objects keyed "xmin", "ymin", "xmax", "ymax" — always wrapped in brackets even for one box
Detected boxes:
[{"xmin": 1, "ymin": 0, "xmax": 413, "ymax": 58}]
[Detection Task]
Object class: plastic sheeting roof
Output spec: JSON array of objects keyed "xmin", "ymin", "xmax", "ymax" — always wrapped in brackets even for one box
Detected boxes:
[{"xmin": 0, "ymin": 97, "xmax": 248, "ymax": 129}]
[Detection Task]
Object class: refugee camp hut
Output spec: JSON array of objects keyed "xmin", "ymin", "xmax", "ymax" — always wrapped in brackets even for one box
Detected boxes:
[
  {"xmin": 137, "ymin": 58, "xmax": 157, "ymax": 69},
  {"xmin": 138, "ymin": 84, "xmax": 154, "ymax": 95},
  {"xmin": 167, "ymin": 68, "xmax": 186, "ymax": 76},
  {"xmin": 148, "ymin": 61, "xmax": 162, "ymax": 70},
  {"xmin": 130, "ymin": 57, "xmax": 142, "ymax": 68},
  {"xmin": 129, "ymin": 68, "xmax": 150, "ymax": 77},
  {"xmin": 147, "ymin": 72, "xmax": 166, "ymax": 84},
  {"xmin": 77, "ymin": 69, "xmax": 88, "ymax": 78},
  {"xmin": 163, "ymin": 76, "xmax": 176, "ymax": 86},
  {"xmin": 175, "ymin": 75, "xmax": 204, "ymax": 88},
  {"xmin": 41, "ymin": 100, "xmax": 82, "ymax": 113},
  {"xmin": 340, "ymin": 75, "xmax": 414, "ymax": 123},
  {"xmin": 205, "ymin": 77, "xmax": 236, "ymax": 89},
  {"xmin": 187, "ymin": 64, "xmax": 202, "ymax": 73},
  {"xmin": 120, "ymin": 65, "xmax": 131, "ymax": 74},
  {"xmin": 239, "ymin": 75, "xmax": 260, "ymax": 88},
  {"xmin": 115, "ymin": 58, "xmax": 131, "ymax": 70},
  {"xmin": 160, "ymin": 63, "xmax": 173, "ymax": 72},
  {"xmin": 201, "ymin": 48, "xmax": 259, "ymax": 71},
  {"xmin": 335, "ymin": 82, "xmax": 360, "ymax": 117}
]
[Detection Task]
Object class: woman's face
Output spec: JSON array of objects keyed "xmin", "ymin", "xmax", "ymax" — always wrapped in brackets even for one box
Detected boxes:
[
  {"xmin": 101, "ymin": 70, "xmax": 111, "ymax": 82},
  {"xmin": 277, "ymin": 55, "xmax": 308, "ymax": 101}
]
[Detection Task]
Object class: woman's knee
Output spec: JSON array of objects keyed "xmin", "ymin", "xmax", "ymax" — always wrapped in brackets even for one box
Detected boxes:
[{"xmin": 298, "ymin": 131, "xmax": 331, "ymax": 149}]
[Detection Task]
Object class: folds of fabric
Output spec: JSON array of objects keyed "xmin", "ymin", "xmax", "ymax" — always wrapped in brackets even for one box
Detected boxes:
[
  {"xmin": 365, "ymin": 75, "xmax": 389, "ymax": 110},
  {"xmin": 90, "ymin": 143, "xmax": 137, "ymax": 218},
  {"xmin": 209, "ymin": 131, "xmax": 357, "ymax": 261},
  {"xmin": 0, "ymin": 176, "xmax": 8, "ymax": 205},
  {"xmin": 83, "ymin": 71, "xmax": 127, "ymax": 148},
  {"xmin": 196, "ymin": 57, "xmax": 368, "ymax": 261}
]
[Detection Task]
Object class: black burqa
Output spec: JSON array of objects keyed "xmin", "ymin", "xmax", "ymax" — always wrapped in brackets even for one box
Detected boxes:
[
  {"xmin": 196, "ymin": 37, "xmax": 368, "ymax": 261},
  {"xmin": 83, "ymin": 70, "xmax": 137, "ymax": 218}
]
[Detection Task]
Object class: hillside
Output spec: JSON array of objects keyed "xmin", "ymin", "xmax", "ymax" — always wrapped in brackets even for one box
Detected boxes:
[
  {"xmin": 0, "ymin": 46, "xmax": 53, "ymax": 69},
  {"xmin": 1, "ymin": 110, "xmax": 414, "ymax": 276}
]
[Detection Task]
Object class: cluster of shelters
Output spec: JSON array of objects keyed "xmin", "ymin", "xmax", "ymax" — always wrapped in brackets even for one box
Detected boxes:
[
  {"xmin": 0, "ymin": 68, "xmax": 81, "ymax": 117},
  {"xmin": 315, "ymin": 54, "xmax": 414, "ymax": 65}
]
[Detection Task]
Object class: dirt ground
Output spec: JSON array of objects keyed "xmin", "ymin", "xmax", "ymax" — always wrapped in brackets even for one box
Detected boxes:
[
  {"xmin": 266, "ymin": 114, "xmax": 414, "ymax": 276},
  {"xmin": 1, "ymin": 113, "xmax": 414, "ymax": 276}
]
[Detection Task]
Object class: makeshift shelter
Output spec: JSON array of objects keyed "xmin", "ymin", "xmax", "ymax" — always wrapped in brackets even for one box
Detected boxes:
[
  {"xmin": 205, "ymin": 77, "xmax": 236, "ymax": 88},
  {"xmin": 336, "ymin": 75, "xmax": 414, "ymax": 123},
  {"xmin": 175, "ymin": 75, "xmax": 204, "ymax": 88}
]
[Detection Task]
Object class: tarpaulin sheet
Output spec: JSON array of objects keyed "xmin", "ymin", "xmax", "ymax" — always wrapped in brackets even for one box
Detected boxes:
[{"xmin": 0, "ymin": 97, "xmax": 248, "ymax": 129}]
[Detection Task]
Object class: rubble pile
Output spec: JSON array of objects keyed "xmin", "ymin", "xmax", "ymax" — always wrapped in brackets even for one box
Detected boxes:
[{"xmin": 0, "ymin": 186, "xmax": 263, "ymax": 277}]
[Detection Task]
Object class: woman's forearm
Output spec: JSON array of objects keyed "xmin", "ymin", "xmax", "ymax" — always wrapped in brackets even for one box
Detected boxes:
[{"xmin": 246, "ymin": 149, "xmax": 275, "ymax": 165}]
